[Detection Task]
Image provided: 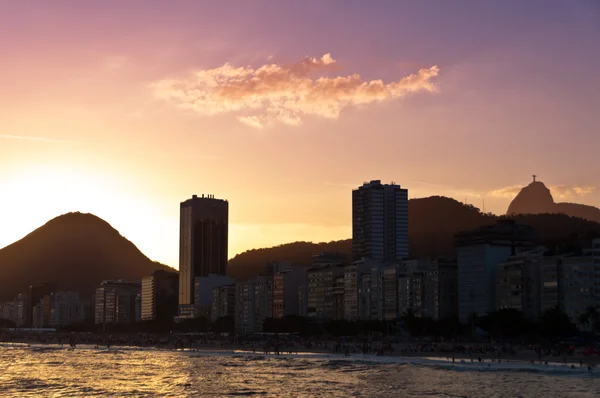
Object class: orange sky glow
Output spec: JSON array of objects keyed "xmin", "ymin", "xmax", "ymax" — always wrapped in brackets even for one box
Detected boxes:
[{"xmin": 1, "ymin": 2, "xmax": 598, "ymax": 268}]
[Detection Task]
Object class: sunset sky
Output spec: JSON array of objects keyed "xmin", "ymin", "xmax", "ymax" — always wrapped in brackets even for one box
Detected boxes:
[{"xmin": 1, "ymin": 1, "xmax": 599, "ymax": 268}]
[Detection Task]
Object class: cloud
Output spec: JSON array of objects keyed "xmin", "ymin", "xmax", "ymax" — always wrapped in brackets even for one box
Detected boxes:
[
  {"xmin": 487, "ymin": 184, "xmax": 596, "ymax": 200},
  {"xmin": 0, "ymin": 134, "xmax": 62, "ymax": 143},
  {"xmin": 488, "ymin": 185, "xmax": 524, "ymax": 199},
  {"xmin": 550, "ymin": 185, "xmax": 596, "ymax": 199},
  {"xmin": 152, "ymin": 54, "xmax": 440, "ymax": 128}
]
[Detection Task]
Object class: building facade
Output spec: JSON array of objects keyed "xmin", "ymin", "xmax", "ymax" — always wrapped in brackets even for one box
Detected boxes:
[
  {"xmin": 235, "ymin": 280, "xmax": 257, "ymax": 333},
  {"xmin": 50, "ymin": 291, "xmax": 85, "ymax": 327},
  {"xmin": 211, "ymin": 284, "xmax": 235, "ymax": 322},
  {"xmin": 29, "ymin": 283, "xmax": 55, "ymax": 327},
  {"xmin": 495, "ymin": 249, "xmax": 544, "ymax": 319},
  {"xmin": 307, "ymin": 265, "xmax": 341, "ymax": 319},
  {"xmin": 179, "ymin": 194, "xmax": 228, "ymax": 316},
  {"xmin": 352, "ymin": 180, "xmax": 408, "ymax": 262},
  {"xmin": 95, "ymin": 280, "xmax": 141, "ymax": 325},
  {"xmin": 141, "ymin": 270, "xmax": 179, "ymax": 322},
  {"xmin": 273, "ymin": 267, "xmax": 307, "ymax": 319},
  {"xmin": 456, "ymin": 220, "xmax": 536, "ymax": 322}
]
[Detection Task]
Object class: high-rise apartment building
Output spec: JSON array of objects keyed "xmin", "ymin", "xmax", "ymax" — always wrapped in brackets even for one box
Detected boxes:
[
  {"xmin": 352, "ymin": 180, "xmax": 408, "ymax": 262},
  {"xmin": 141, "ymin": 270, "xmax": 179, "ymax": 322},
  {"xmin": 50, "ymin": 291, "xmax": 85, "ymax": 328},
  {"xmin": 179, "ymin": 194, "xmax": 228, "ymax": 316},
  {"xmin": 211, "ymin": 284, "xmax": 235, "ymax": 322},
  {"xmin": 95, "ymin": 280, "xmax": 141, "ymax": 325},
  {"xmin": 273, "ymin": 267, "xmax": 307, "ymax": 319},
  {"xmin": 539, "ymin": 254, "xmax": 594, "ymax": 327},
  {"xmin": 29, "ymin": 283, "xmax": 55, "ymax": 326},
  {"xmin": 235, "ymin": 280, "xmax": 257, "ymax": 333},
  {"xmin": 307, "ymin": 264, "xmax": 345, "ymax": 319},
  {"xmin": 456, "ymin": 220, "xmax": 536, "ymax": 323},
  {"xmin": 495, "ymin": 248, "xmax": 545, "ymax": 319}
]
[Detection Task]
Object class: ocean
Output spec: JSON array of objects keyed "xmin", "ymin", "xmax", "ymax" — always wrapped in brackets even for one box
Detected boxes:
[{"xmin": 0, "ymin": 345, "xmax": 599, "ymax": 397}]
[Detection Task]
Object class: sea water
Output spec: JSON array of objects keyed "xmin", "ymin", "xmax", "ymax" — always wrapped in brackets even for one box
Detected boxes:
[{"xmin": 0, "ymin": 345, "xmax": 599, "ymax": 397}]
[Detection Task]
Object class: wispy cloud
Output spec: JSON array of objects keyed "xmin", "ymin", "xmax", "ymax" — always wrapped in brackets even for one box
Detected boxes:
[
  {"xmin": 551, "ymin": 185, "xmax": 596, "ymax": 199},
  {"xmin": 0, "ymin": 134, "xmax": 62, "ymax": 143},
  {"xmin": 488, "ymin": 185, "xmax": 524, "ymax": 199},
  {"xmin": 488, "ymin": 184, "xmax": 596, "ymax": 200},
  {"xmin": 152, "ymin": 54, "xmax": 440, "ymax": 128}
]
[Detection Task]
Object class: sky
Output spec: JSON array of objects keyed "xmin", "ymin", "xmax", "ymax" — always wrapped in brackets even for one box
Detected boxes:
[{"xmin": 0, "ymin": 1, "xmax": 599, "ymax": 268}]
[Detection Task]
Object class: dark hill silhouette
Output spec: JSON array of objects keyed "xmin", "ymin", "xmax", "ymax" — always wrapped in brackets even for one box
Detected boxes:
[
  {"xmin": 507, "ymin": 180, "xmax": 600, "ymax": 223},
  {"xmin": 0, "ymin": 212, "xmax": 173, "ymax": 301},
  {"xmin": 228, "ymin": 196, "xmax": 600, "ymax": 281}
]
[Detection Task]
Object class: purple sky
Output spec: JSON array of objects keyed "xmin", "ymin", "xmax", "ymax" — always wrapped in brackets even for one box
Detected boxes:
[{"xmin": 0, "ymin": 1, "xmax": 598, "ymax": 267}]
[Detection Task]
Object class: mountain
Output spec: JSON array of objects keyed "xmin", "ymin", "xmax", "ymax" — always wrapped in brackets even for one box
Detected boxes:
[
  {"xmin": 227, "ymin": 196, "xmax": 600, "ymax": 281},
  {"xmin": 0, "ymin": 212, "xmax": 173, "ymax": 301},
  {"xmin": 507, "ymin": 180, "xmax": 600, "ymax": 223}
]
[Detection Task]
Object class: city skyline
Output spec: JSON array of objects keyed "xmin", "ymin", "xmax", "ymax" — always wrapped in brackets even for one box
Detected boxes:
[{"xmin": 1, "ymin": 1, "xmax": 599, "ymax": 268}]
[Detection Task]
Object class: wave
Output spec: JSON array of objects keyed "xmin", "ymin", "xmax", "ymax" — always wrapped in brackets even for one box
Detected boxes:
[{"xmin": 5, "ymin": 344, "xmax": 598, "ymax": 379}]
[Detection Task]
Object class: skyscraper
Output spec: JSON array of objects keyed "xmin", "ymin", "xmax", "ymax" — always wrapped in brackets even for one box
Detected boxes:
[
  {"xmin": 352, "ymin": 180, "xmax": 408, "ymax": 262},
  {"xmin": 179, "ymin": 194, "xmax": 229, "ymax": 316}
]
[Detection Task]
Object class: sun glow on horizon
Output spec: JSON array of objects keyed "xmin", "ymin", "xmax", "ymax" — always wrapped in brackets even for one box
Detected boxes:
[{"xmin": 0, "ymin": 165, "xmax": 179, "ymax": 266}]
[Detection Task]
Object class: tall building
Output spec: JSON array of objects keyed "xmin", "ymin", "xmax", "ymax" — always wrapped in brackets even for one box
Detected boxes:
[
  {"xmin": 95, "ymin": 280, "xmax": 141, "ymax": 325},
  {"xmin": 179, "ymin": 194, "xmax": 229, "ymax": 316},
  {"xmin": 456, "ymin": 220, "xmax": 536, "ymax": 323},
  {"xmin": 352, "ymin": 180, "xmax": 408, "ymax": 262},
  {"xmin": 141, "ymin": 270, "xmax": 179, "ymax": 322}
]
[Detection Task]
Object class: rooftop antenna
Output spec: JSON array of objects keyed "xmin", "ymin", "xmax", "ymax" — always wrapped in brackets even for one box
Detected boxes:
[
  {"xmin": 532, "ymin": 174, "xmax": 537, "ymax": 182},
  {"xmin": 482, "ymin": 198, "xmax": 485, "ymax": 213}
]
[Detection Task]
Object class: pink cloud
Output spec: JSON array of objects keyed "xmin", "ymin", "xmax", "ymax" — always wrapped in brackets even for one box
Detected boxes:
[{"xmin": 152, "ymin": 54, "xmax": 440, "ymax": 128}]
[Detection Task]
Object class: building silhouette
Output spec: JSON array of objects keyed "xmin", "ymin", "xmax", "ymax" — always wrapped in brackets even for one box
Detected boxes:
[
  {"xmin": 455, "ymin": 220, "xmax": 536, "ymax": 323},
  {"xmin": 94, "ymin": 280, "xmax": 141, "ymax": 326},
  {"xmin": 29, "ymin": 282, "xmax": 55, "ymax": 326},
  {"xmin": 141, "ymin": 270, "xmax": 178, "ymax": 322},
  {"xmin": 179, "ymin": 194, "xmax": 228, "ymax": 316},
  {"xmin": 352, "ymin": 180, "xmax": 408, "ymax": 262}
]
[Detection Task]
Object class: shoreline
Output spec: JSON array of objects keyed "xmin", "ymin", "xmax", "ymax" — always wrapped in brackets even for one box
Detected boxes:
[{"xmin": 2, "ymin": 339, "xmax": 599, "ymax": 367}]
